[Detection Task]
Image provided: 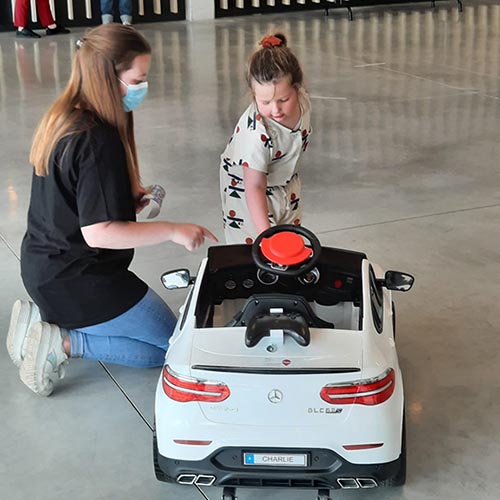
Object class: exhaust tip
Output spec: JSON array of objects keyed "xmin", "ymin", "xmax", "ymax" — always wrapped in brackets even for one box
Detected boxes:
[
  {"xmin": 337, "ymin": 478, "xmax": 359, "ymax": 489},
  {"xmin": 357, "ymin": 478, "xmax": 378, "ymax": 488},
  {"xmin": 177, "ymin": 474, "xmax": 196, "ymax": 485},
  {"xmin": 195, "ymin": 475, "xmax": 216, "ymax": 486}
]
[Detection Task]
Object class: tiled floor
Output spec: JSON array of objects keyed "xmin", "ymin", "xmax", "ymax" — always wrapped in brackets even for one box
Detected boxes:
[{"xmin": 1, "ymin": 1, "xmax": 500, "ymax": 499}]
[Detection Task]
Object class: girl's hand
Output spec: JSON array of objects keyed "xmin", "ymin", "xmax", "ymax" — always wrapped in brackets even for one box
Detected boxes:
[{"xmin": 171, "ymin": 223, "xmax": 218, "ymax": 251}]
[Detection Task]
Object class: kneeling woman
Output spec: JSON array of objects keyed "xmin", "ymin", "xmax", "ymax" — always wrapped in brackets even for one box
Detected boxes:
[{"xmin": 8, "ymin": 24, "xmax": 217, "ymax": 396}]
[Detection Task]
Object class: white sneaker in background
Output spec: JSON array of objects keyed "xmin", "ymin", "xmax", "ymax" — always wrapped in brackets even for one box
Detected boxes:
[
  {"xmin": 7, "ymin": 299, "xmax": 41, "ymax": 367},
  {"xmin": 121, "ymin": 15, "xmax": 133, "ymax": 25},
  {"xmin": 102, "ymin": 14, "xmax": 113, "ymax": 24},
  {"xmin": 20, "ymin": 322, "xmax": 68, "ymax": 397}
]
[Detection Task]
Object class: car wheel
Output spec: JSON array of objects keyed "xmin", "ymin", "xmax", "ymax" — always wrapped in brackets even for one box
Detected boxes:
[
  {"xmin": 317, "ymin": 489, "xmax": 332, "ymax": 500},
  {"xmin": 381, "ymin": 415, "xmax": 406, "ymax": 487},
  {"xmin": 222, "ymin": 487, "xmax": 237, "ymax": 500},
  {"xmin": 153, "ymin": 431, "xmax": 174, "ymax": 483}
]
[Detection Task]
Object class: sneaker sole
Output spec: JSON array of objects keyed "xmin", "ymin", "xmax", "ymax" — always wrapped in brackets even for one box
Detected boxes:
[
  {"xmin": 20, "ymin": 322, "xmax": 56, "ymax": 397},
  {"xmin": 7, "ymin": 300, "xmax": 40, "ymax": 367}
]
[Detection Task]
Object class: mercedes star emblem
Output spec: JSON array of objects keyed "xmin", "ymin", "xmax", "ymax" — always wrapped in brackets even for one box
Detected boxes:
[{"xmin": 268, "ymin": 389, "xmax": 283, "ymax": 404}]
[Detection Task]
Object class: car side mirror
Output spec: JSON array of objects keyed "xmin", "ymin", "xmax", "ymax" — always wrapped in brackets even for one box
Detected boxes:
[
  {"xmin": 384, "ymin": 271, "xmax": 415, "ymax": 292},
  {"xmin": 161, "ymin": 269, "xmax": 193, "ymax": 290}
]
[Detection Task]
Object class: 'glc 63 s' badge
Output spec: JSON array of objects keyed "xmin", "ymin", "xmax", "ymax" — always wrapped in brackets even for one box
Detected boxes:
[{"xmin": 308, "ymin": 407, "xmax": 343, "ymax": 414}]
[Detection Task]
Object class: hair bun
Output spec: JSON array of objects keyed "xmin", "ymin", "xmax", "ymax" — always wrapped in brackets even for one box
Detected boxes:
[
  {"xmin": 259, "ymin": 34, "xmax": 286, "ymax": 49},
  {"xmin": 273, "ymin": 33, "xmax": 287, "ymax": 46}
]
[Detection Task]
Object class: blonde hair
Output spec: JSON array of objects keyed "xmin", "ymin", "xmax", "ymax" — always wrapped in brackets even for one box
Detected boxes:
[
  {"xmin": 29, "ymin": 24, "xmax": 151, "ymax": 198},
  {"xmin": 246, "ymin": 33, "xmax": 304, "ymax": 89}
]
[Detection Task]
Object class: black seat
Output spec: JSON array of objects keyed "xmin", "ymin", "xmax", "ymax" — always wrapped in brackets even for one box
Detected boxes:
[
  {"xmin": 231, "ymin": 294, "xmax": 335, "ymax": 329},
  {"xmin": 245, "ymin": 312, "xmax": 310, "ymax": 348},
  {"xmin": 225, "ymin": 294, "xmax": 334, "ymax": 347}
]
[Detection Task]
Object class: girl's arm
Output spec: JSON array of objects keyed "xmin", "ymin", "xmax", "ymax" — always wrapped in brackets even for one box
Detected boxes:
[
  {"xmin": 243, "ymin": 168, "xmax": 270, "ymax": 235},
  {"xmin": 81, "ymin": 221, "xmax": 218, "ymax": 252}
]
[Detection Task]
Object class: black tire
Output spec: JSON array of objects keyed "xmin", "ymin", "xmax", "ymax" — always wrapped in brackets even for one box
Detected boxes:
[
  {"xmin": 381, "ymin": 415, "xmax": 406, "ymax": 486},
  {"xmin": 222, "ymin": 487, "xmax": 237, "ymax": 500},
  {"xmin": 153, "ymin": 431, "xmax": 174, "ymax": 483}
]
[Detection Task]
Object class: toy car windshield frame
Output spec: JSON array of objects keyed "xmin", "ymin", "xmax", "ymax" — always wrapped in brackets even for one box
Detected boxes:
[{"xmin": 193, "ymin": 244, "xmax": 367, "ymax": 329}]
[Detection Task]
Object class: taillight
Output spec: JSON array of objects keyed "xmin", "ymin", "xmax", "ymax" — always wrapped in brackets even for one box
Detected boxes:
[
  {"xmin": 162, "ymin": 365, "xmax": 230, "ymax": 403},
  {"xmin": 173, "ymin": 440, "xmax": 212, "ymax": 446},
  {"xmin": 320, "ymin": 368, "xmax": 395, "ymax": 406},
  {"xmin": 343, "ymin": 443, "xmax": 383, "ymax": 451}
]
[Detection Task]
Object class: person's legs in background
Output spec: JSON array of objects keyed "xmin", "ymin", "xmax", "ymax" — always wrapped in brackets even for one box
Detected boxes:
[
  {"xmin": 36, "ymin": 0, "xmax": 70, "ymax": 35},
  {"xmin": 14, "ymin": 0, "xmax": 40, "ymax": 38},
  {"xmin": 100, "ymin": 0, "xmax": 114, "ymax": 24},
  {"xmin": 14, "ymin": 0, "xmax": 70, "ymax": 38},
  {"xmin": 119, "ymin": 0, "xmax": 133, "ymax": 25},
  {"xmin": 35, "ymin": 0, "xmax": 55, "ymax": 27},
  {"xmin": 101, "ymin": 0, "xmax": 113, "ymax": 24}
]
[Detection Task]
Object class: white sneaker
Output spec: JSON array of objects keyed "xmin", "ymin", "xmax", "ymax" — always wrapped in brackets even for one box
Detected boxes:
[
  {"xmin": 102, "ymin": 13, "xmax": 113, "ymax": 24},
  {"xmin": 7, "ymin": 299, "xmax": 41, "ymax": 367},
  {"xmin": 120, "ymin": 14, "xmax": 132, "ymax": 25},
  {"xmin": 20, "ymin": 322, "xmax": 68, "ymax": 397}
]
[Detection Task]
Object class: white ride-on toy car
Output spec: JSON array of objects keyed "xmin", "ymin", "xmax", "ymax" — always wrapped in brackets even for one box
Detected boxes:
[{"xmin": 154, "ymin": 225, "xmax": 414, "ymax": 500}]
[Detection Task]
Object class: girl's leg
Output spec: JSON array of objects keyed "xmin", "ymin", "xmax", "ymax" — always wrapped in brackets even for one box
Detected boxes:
[
  {"xmin": 223, "ymin": 220, "xmax": 256, "ymax": 245},
  {"xmin": 69, "ymin": 288, "xmax": 177, "ymax": 368},
  {"xmin": 277, "ymin": 175, "xmax": 302, "ymax": 226}
]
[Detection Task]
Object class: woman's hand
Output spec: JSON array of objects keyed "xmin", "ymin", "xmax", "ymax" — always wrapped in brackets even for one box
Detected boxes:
[
  {"xmin": 81, "ymin": 220, "xmax": 218, "ymax": 250},
  {"xmin": 170, "ymin": 223, "xmax": 218, "ymax": 251}
]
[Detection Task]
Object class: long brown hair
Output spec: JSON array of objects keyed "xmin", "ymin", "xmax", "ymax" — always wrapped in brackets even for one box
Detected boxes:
[{"xmin": 29, "ymin": 24, "xmax": 151, "ymax": 197}]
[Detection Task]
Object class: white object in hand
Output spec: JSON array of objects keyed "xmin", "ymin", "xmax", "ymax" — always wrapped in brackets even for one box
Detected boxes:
[{"xmin": 142, "ymin": 184, "xmax": 166, "ymax": 219}]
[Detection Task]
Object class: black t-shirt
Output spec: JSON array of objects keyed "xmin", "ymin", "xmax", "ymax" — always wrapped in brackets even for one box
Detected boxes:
[{"xmin": 21, "ymin": 115, "xmax": 147, "ymax": 329}]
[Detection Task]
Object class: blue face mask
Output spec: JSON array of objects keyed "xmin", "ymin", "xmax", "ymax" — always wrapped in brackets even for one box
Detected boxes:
[{"xmin": 119, "ymin": 79, "xmax": 148, "ymax": 112}]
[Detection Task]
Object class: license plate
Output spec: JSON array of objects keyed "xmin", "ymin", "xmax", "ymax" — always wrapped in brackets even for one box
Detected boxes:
[{"xmin": 243, "ymin": 452, "xmax": 308, "ymax": 467}]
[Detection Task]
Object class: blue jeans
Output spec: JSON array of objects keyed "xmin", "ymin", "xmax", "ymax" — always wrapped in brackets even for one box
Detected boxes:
[
  {"xmin": 100, "ymin": 0, "xmax": 132, "ymax": 16},
  {"xmin": 68, "ymin": 288, "xmax": 176, "ymax": 368}
]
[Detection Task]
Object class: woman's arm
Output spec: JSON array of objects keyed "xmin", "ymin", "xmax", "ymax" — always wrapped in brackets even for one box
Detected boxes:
[
  {"xmin": 81, "ymin": 220, "xmax": 217, "ymax": 252},
  {"xmin": 243, "ymin": 168, "xmax": 270, "ymax": 235}
]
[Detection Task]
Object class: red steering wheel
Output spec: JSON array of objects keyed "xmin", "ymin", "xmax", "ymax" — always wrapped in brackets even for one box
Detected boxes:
[{"xmin": 252, "ymin": 225, "xmax": 321, "ymax": 277}]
